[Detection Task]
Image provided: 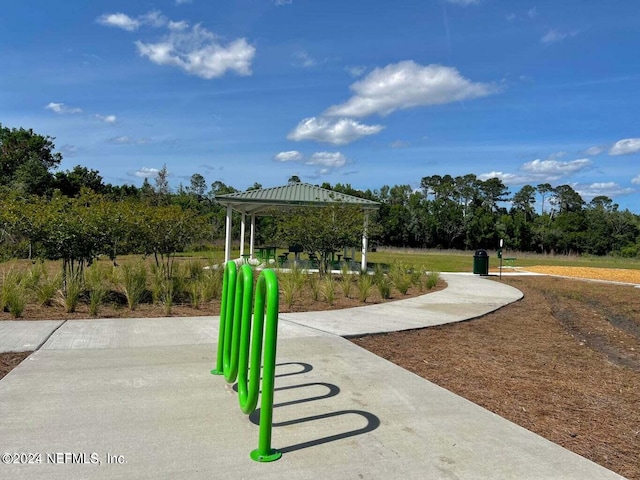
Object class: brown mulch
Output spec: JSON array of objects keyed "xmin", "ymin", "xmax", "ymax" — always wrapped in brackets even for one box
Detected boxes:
[
  {"xmin": 0, "ymin": 352, "xmax": 31, "ymax": 381},
  {"xmin": 352, "ymin": 275, "xmax": 640, "ymax": 480}
]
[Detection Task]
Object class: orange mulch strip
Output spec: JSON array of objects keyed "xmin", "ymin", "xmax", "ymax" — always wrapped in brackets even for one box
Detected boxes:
[{"xmin": 521, "ymin": 266, "xmax": 640, "ymax": 284}]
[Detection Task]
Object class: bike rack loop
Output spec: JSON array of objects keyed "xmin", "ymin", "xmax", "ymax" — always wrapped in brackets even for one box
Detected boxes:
[{"xmin": 211, "ymin": 261, "xmax": 281, "ymax": 462}]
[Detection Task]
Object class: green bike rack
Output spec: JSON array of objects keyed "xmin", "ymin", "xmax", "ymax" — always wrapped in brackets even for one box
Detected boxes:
[{"xmin": 211, "ymin": 262, "xmax": 282, "ymax": 463}]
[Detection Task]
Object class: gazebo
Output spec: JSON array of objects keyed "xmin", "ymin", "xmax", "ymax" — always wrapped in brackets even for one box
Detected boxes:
[{"xmin": 214, "ymin": 183, "xmax": 380, "ymax": 271}]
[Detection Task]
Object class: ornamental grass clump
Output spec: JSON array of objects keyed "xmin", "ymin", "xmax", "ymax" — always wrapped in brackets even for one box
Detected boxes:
[
  {"xmin": 121, "ymin": 261, "xmax": 148, "ymax": 310},
  {"xmin": 389, "ymin": 261, "xmax": 412, "ymax": 295},
  {"xmin": 306, "ymin": 272, "xmax": 321, "ymax": 301},
  {"xmin": 58, "ymin": 272, "xmax": 83, "ymax": 313},
  {"xmin": 372, "ymin": 264, "xmax": 391, "ymax": 299},
  {"xmin": 279, "ymin": 265, "xmax": 305, "ymax": 310},
  {"xmin": 340, "ymin": 264, "xmax": 354, "ymax": 298},
  {"xmin": 1, "ymin": 270, "xmax": 28, "ymax": 318},
  {"xmin": 36, "ymin": 272, "xmax": 61, "ymax": 306},
  {"xmin": 425, "ymin": 271, "xmax": 440, "ymax": 290},
  {"xmin": 321, "ymin": 274, "xmax": 336, "ymax": 305},
  {"xmin": 86, "ymin": 263, "xmax": 109, "ymax": 317},
  {"xmin": 205, "ymin": 265, "xmax": 224, "ymax": 301},
  {"xmin": 357, "ymin": 273, "xmax": 374, "ymax": 303}
]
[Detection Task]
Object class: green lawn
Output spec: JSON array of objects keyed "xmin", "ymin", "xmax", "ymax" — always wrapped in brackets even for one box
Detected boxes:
[{"xmin": 179, "ymin": 246, "xmax": 640, "ymax": 272}]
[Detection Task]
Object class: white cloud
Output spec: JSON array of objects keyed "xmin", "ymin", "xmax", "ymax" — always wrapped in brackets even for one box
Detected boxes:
[
  {"xmin": 95, "ymin": 114, "xmax": 117, "ymax": 124},
  {"xmin": 306, "ymin": 152, "xmax": 348, "ymax": 169},
  {"xmin": 274, "ymin": 151, "xmax": 349, "ymax": 174},
  {"xmin": 97, "ymin": 13, "xmax": 141, "ymax": 31},
  {"xmin": 325, "ymin": 61, "xmax": 496, "ymax": 118},
  {"xmin": 274, "ymin": 151, "xmax": 303, "ymax": 162},
  {"xmin": 135, "ymin": 25, "xmax": 255, "ymax": 79},
  {"xmin": 389, "ymin": 140, "xmax": 409, "ymax": 148},
  {"xmin": 576, "ymin": 182, "xmax": 634, "ymax": 199},
  {"xmin": 445, "ymin": 0, "xmax": 480, "ymax": 5},
  {"xmin": 275, "ymin": 0, "xmax": 293, "ymax": 5},
  {"xmin": 527, "ymin": 7, "xmax": 537, "ymax": 19},
  {"xmin": 176, "ymin": 0, "xmax": 192, "ymax": 4},
  {"xmin": 292, "ymin": 51, "xmax": 316, "ymax": 68},
  {"xmin": 478, "ymin": 171, "xmax": 530, "ymax": 184},
  {"xmin": 45, "ymin": 102, "xmax": 82, "ymax": 114},
  {"xmin": 480, "ymin": 158, "xmax": 592, "ymax": 185},
  {"xmin": 506, "ymin": 13, "xmax": 516, "ymax": 21},
  {"xmin": 287, "ymin": 117, "xmax": 383, "ymax": 145},
  {"xmin": 609, "ymin": 138, "xmax": 640, "ymax": 156},
  {"xmin": 583, "ymin": 145, "xmax": 605, "ymax": 156},
  {"xmin": 132, "ymin": 167, "xmax": 159, "ymax": 178},
  {"xmin": 140, "ymin": 10, "xmax": 168, "ymax": 28},
  {"xmin": 541, "ymin": 29, "xmax": 578, "ymax": 44},
  {"xmin": 632, "ymin": 175, "xmax": 640, "ymax": 185},
  {"xmin": 97, "ymin": 10, "xmax": 172, "ymax": 31},
  {"xmin": 345, "ymin": 65, "xmax": 366, "ymax": 77},
  {"xmin": 169, "ymin": 20, "xmax": 189, "ymax": 31},
  {"xmin": 521, "ymin": 158, "xmax": 592, "ymax": 178},
  {"xmin": 108, "ymin": 136, "xmax": 150, "ymax": 145}
]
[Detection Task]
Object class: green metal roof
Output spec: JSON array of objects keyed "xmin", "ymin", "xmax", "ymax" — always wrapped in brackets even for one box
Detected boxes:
[{"xmin": 215, "ymin": 183, "xmax": 380, "ymax": 215}]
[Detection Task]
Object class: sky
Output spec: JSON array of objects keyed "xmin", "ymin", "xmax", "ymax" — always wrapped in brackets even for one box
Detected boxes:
[{"xmin": 2, "ymin": 0, "xmax": 640, "ymax": 211}]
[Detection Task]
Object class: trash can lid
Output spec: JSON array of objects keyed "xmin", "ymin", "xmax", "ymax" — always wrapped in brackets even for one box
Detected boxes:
[{"xmin": 474, "ymin": 249, "xmax": 488, "ymax": 256}]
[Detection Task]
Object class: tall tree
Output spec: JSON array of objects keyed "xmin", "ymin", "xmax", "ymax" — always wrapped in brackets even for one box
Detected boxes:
[
  {"xmin": 187, "ymin": 173, "xmax": 207, "ymax": 198},
  {"xmin": 0, "ymin": 124, "xmax": 62, "ymax": 195},
  {"xmin": 537, "ymin": 183, "xmax": 553, "ymax": 215}
]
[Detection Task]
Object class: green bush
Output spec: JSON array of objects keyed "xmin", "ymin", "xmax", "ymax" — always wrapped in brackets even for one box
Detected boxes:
[
  {"xmin": 321, "ymin": 275, "xmax": 336, "ymax": 305},
  {"xmin": 425, "ymin": 271, "xmax": 440, "ymax": 289},
  {"xmin": 86, "ymin": 263, "xmax": 109, "ymax": 317},
  {"xmin": 59, "ymin": 272, "xmax": 83, "ymax": 313},
  {"xmin": 388, "ymin": 261, "xmax": 412, "ymax": 295},
  {"xmin": 120, "ymin": 262, "xmax": 148, "ymax": 310},
  {"xmin": 306, "ymin": 272, "xmax": 321, "ymax": 301},
  {"xmin": 357, "ymin": 273, "xmax": 373, "ymax": 302},
  {"xmin": 340, "ymin": 265, "xmax": 353, "ymax": 298}
]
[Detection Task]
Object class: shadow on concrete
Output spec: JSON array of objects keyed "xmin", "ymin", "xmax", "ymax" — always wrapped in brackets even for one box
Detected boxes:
[{"xmin": 247, "ymin": 361, "xmax": 380, "ymax": 455}]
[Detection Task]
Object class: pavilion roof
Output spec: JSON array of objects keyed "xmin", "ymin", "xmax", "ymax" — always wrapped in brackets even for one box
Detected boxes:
[{"xmin": 214, "ymin": 183, "xmax": 380, "ymax": 215}]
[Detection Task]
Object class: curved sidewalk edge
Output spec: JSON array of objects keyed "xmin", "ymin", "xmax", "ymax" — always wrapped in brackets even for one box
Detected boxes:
[{"xmin": 280, "ymin": 273, "xmax": 524, "ymax": 337}]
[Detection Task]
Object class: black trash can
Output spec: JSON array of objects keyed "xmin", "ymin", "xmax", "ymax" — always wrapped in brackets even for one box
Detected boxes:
[{"xmin": 473, "ymin": 249, "xmax": 489, "ymax": 275}]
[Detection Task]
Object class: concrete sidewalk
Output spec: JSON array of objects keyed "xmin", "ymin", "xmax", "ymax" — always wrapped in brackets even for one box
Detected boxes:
[{"xmin": 0, "ymin": 274, "xmax": 624, "ymax": 479}]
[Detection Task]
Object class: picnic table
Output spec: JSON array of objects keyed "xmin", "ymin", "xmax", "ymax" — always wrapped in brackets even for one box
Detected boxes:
[{"xmin": 257, "ymin": 246, "xmax": 277, "ymax": 263}]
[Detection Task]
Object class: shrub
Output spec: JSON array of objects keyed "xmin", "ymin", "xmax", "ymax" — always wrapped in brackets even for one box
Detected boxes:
[
  {"xmin": 306, "ymin": 272, "xmax": 321, "ymax": 301},
  {"xmin": 321, "ymin": 275, "xmax": 336, "ymax": 305},
  {"xmin": 389, "ymin": 261, "xmax": 412, "ymax": 295},
  {"xmin": 1, "ymin": 271, "xmax": 28, "ymax": 318},
  {"xmin": 120, "ymin": 261, "xmax": 148, "ymax": 310},
  {"xmin": 1, "ymin": 270, "xmax": 24, "ymax": 311},
  {"xmin": 86, "ymin": 263, "xmax": 109, "ymax": 317},
  {"xmin": 357, "ymin": 273, "xmax": 373, "ymax": 302},
  {"xmin": 425, "ymin": 271, "xmax": 440, "ymax": 290},
  {"xmin": 58, "ymin": 272, "xmax": 83, "ymax": 313},
  {"xmin": 204, "ymin": 266, "xmax": 223, "ymax": 301},
  {"xmin": 5, "ymin": 287, "xmax": 27, "ymax": 318},
  {"xmin": 279, "ymin": 265, "xmax": 306, "ymax": 309},
  {"xmin": 36, "ymin": 273, "xmax": 62, "ymax": 306},
  {"xmin": 340, "ymin": 265, "xmax": 353, "ymax": 298}
]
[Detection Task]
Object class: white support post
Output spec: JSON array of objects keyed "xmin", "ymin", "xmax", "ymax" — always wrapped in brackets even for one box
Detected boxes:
[
  {"xmin": 224, "ymin": 205, "xmax": 232, "ymax": 263},
  {"xmin": 250, "ymin": 214, "xmax": 256, "ymax": 259},
  {"xmin": 361, "ymin": 213, "xmax": 369, "ymax": 273},
  {"xmin": 240, "ymin": 212, "xmax": 246, "ymax": 257}
]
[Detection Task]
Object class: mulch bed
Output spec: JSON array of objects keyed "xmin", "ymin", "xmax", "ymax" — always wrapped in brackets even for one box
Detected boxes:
[{"xmin": 352, "ymin": 276, "xmax": 640, "ymax": 480}]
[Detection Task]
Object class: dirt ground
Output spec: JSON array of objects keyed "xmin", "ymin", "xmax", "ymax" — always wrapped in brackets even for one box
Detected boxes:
[
  {"xmin": 3, "ymin": 267, "xmax": 640, "ymax": 478},
  {"xmin": 353, "ymin": 273, "xmax": 640, "ymax": 480}
]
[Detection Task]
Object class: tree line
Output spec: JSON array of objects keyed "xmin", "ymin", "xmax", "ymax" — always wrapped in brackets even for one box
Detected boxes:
[{"xmin": 2, "ymin": 123, "xmax": 639, "ymax": 264}]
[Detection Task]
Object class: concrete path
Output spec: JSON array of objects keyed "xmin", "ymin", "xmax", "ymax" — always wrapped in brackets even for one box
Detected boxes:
[
  {"xmin": 0, "ymin": 320, "xmax": 64, "ymax": 352},
  {"xmin": 0, "ymin": 274, "xmax": 625, "ymax": 479}
]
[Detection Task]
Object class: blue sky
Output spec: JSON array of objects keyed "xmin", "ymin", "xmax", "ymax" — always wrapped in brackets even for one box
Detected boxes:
[{"xmin": 2, "ymin": 0, "xmax": 640, "ymax": 211}]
